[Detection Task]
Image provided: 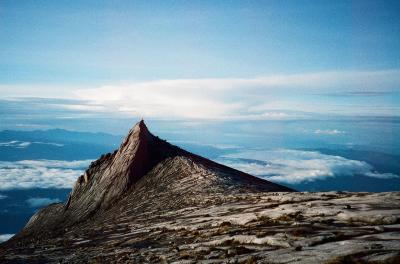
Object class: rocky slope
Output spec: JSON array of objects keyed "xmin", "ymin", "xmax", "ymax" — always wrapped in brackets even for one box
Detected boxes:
[{"xmin": 1, "ymin": 121, "xmax": 399, "ymax": 263}]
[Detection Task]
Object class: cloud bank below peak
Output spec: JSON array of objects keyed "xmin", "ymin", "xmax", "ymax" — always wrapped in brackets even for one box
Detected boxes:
[
  {"xmin": 314, "ymin": 129, "xmax": 345, "ymax": 135},
  {"xmin": 0, "ymin": 160, "xmax": 92, "ymax": 190},
  {"xmin": 218, "ymin": 149, "xmax": 399, "ymax": 184},
  {"xmin": 0, "ymin": 234, "xmax": 14, "ymax": 243},
  {"xmin": 26, "ymin": 197, "xmax": 62, "ymax": 207},
  {"xmin": 0, "ymin": 141, "xmax": 64, "ymax": 148}
]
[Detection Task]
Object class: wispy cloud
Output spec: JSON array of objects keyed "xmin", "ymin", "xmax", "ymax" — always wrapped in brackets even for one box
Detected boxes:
[
  {"xmin": 71, "ymin": 70, "xmax": 400, "ymax": 120},
  {"xmin": 0, "ymin": 160, "xmax": 91, "ymax": 190},
  {"xmin": 2, "ymin": 69, "xmax": 398, "ymax": 121},
  {"xmin": 314, "ymin": 129, "xmax": 345, "ymax": 135},
  {"xmin": 219, "ymin": 149, "xmax": 399, "ymax": 184},
  {"xmin": 0, "ymin": 141, "xmax": 64, "ymax": 148},
  {"xmin": 364, "ymin": 172, "xmax": 400, "ymax": 179},
  {"xmin": 26, "ymin": 197, "xmax": 62, "ymax": 207},
  {"xmin": 0, "ymin": 141, "xmax": 30, "ymax": 148}
]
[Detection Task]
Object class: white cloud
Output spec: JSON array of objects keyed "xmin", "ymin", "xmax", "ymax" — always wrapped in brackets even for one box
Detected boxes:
[
  {"xmin": 70, "ymin": 69, "xmax": 400, "ymax": 120},
  {"xmin": 49, "ymin": 103, "xmax": 106, "ymax": 112},
  {"xmin": 219, "ymin": 149, "xmax": 399, "ymax": 184},
  {"xmin": 1, "ymin": 70, "xmax": 399, "ymax": 120},
  {"xmin": 0, "ymin": 160, "xmax": 92, "ymax": 190},
  {"xmin": 26, "ymin": 197, "xmax": 62, "ymax": 207},
  {"xmin": 33, "ymin": 142, "xmax": 64, "ymax": 147},
  {"xmin": 0, "ymin": 141, "xmax": 30, "ymax": 148},
  {"xmin": 365, "ymin": 172, "xmax": 400, "ymax": 179},
  {"xmin": 75, "ymin": 83, "xmax": 242, "ymax": 119},
  {"xmin": 0, "ymin": 141, "xmax": 64, "ymax": 148},
  {"xmin": 0, "ymin": 234, "xmax": 14, "ymax": 242},
  {"xmin": 314, "ymin": 129, "xmax": 345, "ymax": 135}
]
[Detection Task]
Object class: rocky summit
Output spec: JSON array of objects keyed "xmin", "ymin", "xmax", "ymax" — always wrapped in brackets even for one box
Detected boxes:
[{"xmin": 1, "ymin": 121, "xmax": 399, "ymax": 263}]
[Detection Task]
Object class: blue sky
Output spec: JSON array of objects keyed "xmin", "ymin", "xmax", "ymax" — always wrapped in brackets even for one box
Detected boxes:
[{"xmin": 0, "ymin": 0, "xmax": 400, "ymax": 125}]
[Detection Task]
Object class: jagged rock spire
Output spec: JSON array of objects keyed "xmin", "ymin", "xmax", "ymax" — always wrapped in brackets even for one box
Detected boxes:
[
  {"xmin": 119, "ymin": 119, "xmax": 153, "ymax": 150},
  {"xmin": 63, "ymin": 120, "xmax": 159, "ymax": 220}
]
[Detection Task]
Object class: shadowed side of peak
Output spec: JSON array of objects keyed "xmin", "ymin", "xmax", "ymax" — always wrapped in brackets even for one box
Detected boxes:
[
  {"xmin": 62, "ymin": 120, "xmax": 165, "ymax": 222},
  {"xmin": 106, "ymin": 120, "xmax": 156, "ymax": 199},
  {"xmin": 119, "ymin": 119, "xmax": 154, "ymax": 149}
]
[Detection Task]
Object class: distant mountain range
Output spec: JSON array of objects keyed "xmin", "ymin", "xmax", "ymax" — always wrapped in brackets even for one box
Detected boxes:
[{"xmin": 0, "ymin": 129, "xmax": 122, "ymax": 161}]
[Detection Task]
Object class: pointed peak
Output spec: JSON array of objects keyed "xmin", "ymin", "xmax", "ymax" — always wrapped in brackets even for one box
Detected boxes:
[
  {"xmin": 121, "ymin": 119, "xmax": 153, "ymax": 148},
  {"xmin": 137, "ymin": 118, "xmax": 146, "ymax": 128},
  {"xmin": 133, "ymin": 119, "xmax": 149, "ymax": 134}
]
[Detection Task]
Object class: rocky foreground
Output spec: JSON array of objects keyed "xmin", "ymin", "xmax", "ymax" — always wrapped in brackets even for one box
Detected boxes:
[
  {"xmin": 1, "ymin": 121, "xmax": 399, "ymax": 263},
  {"xmin": 1, "ymin": 191, "xmax": 399, "ymax": 263}
]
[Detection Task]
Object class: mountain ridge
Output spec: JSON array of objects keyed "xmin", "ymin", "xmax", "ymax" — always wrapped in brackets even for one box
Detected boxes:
[
  {"xmin": 8, "ymin": 120, "xmax": 292, "ymax": 241},
  {"xmin": 1, "ymin": 121, "xmax": 399, "ymax": 264}
]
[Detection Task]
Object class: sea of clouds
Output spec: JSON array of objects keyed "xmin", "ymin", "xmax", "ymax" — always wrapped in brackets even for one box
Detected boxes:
[
  {"xmin": 0, "ymin": 160, "xmax": 92, "ymax": 190},
  {"xmin": 25, "ymin": 197, "xmax": 62, "ymax": 207},
  {"xmin": 0, "ymin": 149, "xmax": 397, "ymax": 190},
  {"xmin": 219, "ymin": 149, "xmax": 399, "ymax": 184},
  {"xmin": 0, "ymin": 234, "xmax": 14, "ymax": 243}
]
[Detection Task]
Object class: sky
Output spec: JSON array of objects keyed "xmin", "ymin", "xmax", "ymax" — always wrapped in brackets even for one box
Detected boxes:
[
  {"xmin": 1, "ymin": 1, "xmax": 400, "ymax": 238},
  {"xmin": 0, "ymin": 0, "xmax": 400, "ymax": 125}
]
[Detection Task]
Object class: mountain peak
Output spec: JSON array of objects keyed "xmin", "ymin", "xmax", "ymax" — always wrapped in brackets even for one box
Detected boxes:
[
  {"xmin": 17, "ymin": 119, "xmax": 293, "ymax": 235},
  {"xmin": 3, "ymin": 120, "xmax": 399, "ymax": 264},
  {"xmin": 62, "ymin": 120, "xmax": 161, "ymax": 219},
  {"xmin": 134, "ymin": 119, "xmax": 148, "ymax": 134},
  {"xmin": 121, "ymin": 119, "xmax": 152, "ymax": 147}
]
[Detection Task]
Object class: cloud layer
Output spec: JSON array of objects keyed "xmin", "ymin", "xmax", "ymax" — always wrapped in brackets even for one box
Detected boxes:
[
  {"xmin": 69, "ymin": 70, "xmax": 400, "ymax": 120},
  {"xmin": 0, "ymin": 141, "xmax": 64, "ymax": 148},
  {"xmin": 0, "ymin": 234, "xmax": 14, "ymax": 243},
  {"xmin": 1, "ymin": 69, "xmax": 395, "ymax": 121},
  {"xmin": 314, "ymin": 129, "xmax": 345, "ymax": 135},
  {"xmin": 0, "ymin": 160, "xmax": 92, "ymax": 190},
  {"xmin": 26, "ymin": 197, "xmax": 62, "ymax": 207},
  {"xmin": 219, "ymin": 149, "xmax": 399, "ymax": 184}
]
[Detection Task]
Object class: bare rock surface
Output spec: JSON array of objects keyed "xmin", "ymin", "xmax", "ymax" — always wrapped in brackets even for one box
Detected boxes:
[{"xmin": 1, "ymin": 121, "xmax": 399, "ymax": 263}]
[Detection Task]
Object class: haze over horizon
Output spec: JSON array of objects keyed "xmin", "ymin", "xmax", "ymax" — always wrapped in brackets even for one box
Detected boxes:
[{"xmin": 1, "ymin": 0, "xmax": 400, "ymax": 130}]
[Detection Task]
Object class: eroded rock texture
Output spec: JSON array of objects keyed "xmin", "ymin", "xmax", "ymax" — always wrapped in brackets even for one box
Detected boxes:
[{"xmin": 1, "ymin": 121, "xmax": 399, "ymax": 263}]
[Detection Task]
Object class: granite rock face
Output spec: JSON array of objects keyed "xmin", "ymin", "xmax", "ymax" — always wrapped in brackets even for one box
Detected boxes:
[{"xmin": 1, "ymin": 121, "xmax": 399, "ymax": 263}]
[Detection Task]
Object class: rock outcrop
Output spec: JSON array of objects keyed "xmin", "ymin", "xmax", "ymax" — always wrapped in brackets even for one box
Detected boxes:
[
  {"xmin": 1, "ymin": 120, "xmax": 399, "ymax": 263},
  {"xmin": 61, "ymin": 120, "xmax": 292, "ymax": 224},
  {"xmin": 1, "ymin": 121, "xmax": 291, "ymax": 244}
]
